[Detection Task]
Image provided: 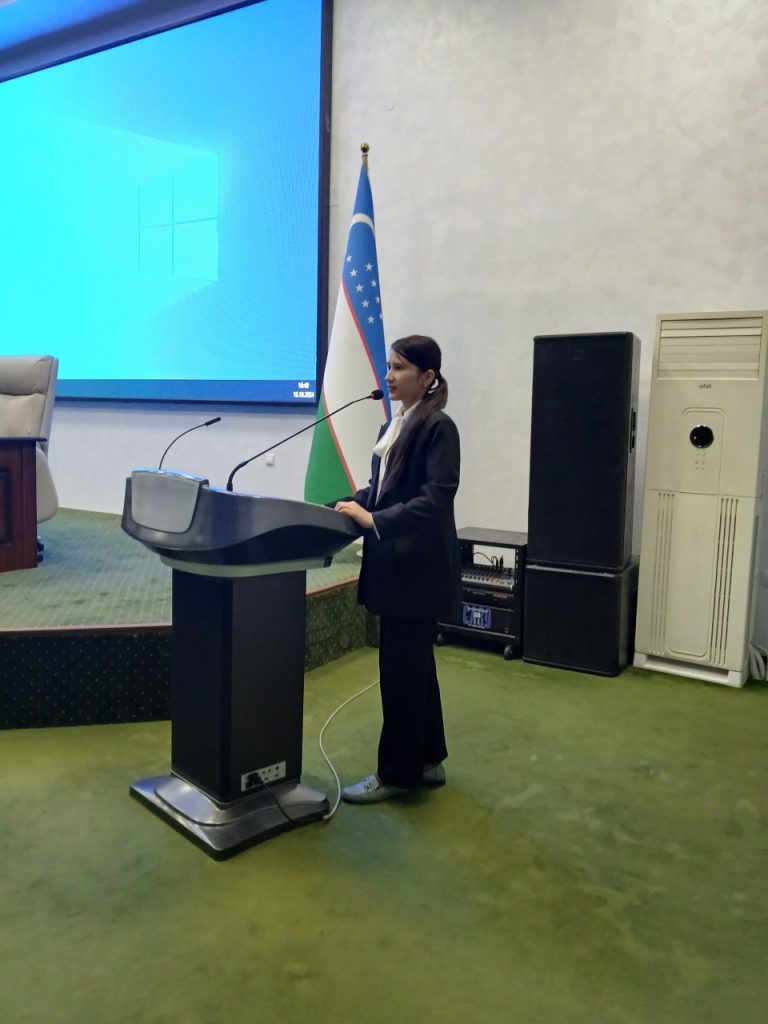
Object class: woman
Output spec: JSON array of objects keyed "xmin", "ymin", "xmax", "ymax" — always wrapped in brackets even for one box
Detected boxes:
[{"xmin": 334, "ymin": 335, "xmax": 461, "ymax": 803}]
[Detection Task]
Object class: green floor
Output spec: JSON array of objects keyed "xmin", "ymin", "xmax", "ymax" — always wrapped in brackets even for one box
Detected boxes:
[
  {"xmin": 0, "ymin": 508, "xmax": 361, "ymax": 628},
  {"xmin": 2, "ymin": 647, "xmax": 767, "ymax": 1024}
]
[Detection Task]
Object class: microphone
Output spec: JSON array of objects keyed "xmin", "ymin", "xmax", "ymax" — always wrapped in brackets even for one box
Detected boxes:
[
  {"xmin": 226, "ymin": 389, "xmax": 385, "ymax": 492},
  {"xmin": 158, "ymin": 417, "xmax": 222, "ymax": 470}
]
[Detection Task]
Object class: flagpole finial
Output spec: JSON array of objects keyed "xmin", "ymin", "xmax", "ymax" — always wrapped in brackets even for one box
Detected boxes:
[{"xmin": 361, "ymin": 142, "xmax": 369, "ymax": 170}]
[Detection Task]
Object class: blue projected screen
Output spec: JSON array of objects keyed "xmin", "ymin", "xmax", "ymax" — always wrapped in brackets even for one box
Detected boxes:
[{"xmin": 0, "ymin": 0, "xmax": 327, "ymax": 403}]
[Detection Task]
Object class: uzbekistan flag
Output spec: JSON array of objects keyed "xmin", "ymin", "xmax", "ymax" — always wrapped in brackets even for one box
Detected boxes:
[{"xmin": 304, "ymin": 156, "xmax": 391, "ymax": 503}]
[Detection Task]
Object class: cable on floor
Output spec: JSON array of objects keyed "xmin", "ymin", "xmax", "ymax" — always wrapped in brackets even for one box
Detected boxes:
[
  {"xmin": 250, "ymin": 772, "xmax": 296, "ymax": 826},
  {"xmin": 748, "ymin": 642, "xmax": 768, "ymax": 681},
  {"xmin": 319, "ymin": 677, "xmax": 381, "ymax": 820}
]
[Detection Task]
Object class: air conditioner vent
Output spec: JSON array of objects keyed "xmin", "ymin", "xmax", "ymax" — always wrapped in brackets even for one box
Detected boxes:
[
  {"xmin": 708, "ymin": 497, "xmax": 738, "ymax": 665},
  {"xmin": 658, "ymin": 316, "xmax": 763, "ymax": 379},
  {"xmin": 649, "ymin": 491, "xmax": 675, "ymax": 654}
]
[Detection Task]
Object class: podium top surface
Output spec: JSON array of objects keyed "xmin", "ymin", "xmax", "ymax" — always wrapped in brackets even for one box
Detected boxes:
[
  {"xmin": 0, "ymin": 435, "xmax": 46, "ymax": 443},
  {"xmin": 122, "ymin": 469, "xmax": 360, "ymax": 570}
]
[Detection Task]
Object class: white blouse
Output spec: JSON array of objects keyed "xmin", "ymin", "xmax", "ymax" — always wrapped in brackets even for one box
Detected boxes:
[{"xmin": 372, "ymin": 401, "xmax": 419, "ymax": 500}]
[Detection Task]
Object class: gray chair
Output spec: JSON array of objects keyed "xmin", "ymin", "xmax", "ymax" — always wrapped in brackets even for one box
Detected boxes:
[{"xmin": 0, "ymin": 355, "xmax": 59, "ymax": 530}]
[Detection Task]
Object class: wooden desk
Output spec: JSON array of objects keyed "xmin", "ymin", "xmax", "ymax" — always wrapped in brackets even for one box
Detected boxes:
[{"xmin": 0, "ymin": 437, "xmax": 44, "ymax": 572}]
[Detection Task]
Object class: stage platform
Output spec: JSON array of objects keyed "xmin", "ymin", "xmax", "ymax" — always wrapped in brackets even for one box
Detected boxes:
[{"xmin": 0, "ymin": 509, "xmax": 371, "ymax": 729}]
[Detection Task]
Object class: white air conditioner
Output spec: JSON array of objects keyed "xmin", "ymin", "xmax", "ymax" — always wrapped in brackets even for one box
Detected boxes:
[{"xmin": 634, "ymin": 310, "xmax": 768, "ymax": 687}]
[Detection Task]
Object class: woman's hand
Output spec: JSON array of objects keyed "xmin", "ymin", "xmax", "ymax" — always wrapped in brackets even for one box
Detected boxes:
[{"xmin": 334, "ymin": 501, "xmax": 374, "ymax": 530}]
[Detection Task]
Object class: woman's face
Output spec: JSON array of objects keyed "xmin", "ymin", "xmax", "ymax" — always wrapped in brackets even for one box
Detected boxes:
[{"xmin": 385, "ymin": 347, "xmax": 435, "ymax": 410}]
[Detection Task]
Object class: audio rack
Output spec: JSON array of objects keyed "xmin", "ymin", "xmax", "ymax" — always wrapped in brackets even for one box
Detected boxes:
[{"xmin": 437, "ymin": 528, "xmax": 527, "ymax": 659}]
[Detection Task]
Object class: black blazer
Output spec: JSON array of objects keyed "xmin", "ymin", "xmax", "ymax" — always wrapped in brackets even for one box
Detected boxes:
[{"xmin": 351, "ymin": 408, "xmax": 461, "ymax": 620}]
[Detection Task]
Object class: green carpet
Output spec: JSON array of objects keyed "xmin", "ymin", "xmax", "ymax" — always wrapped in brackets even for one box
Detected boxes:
[
  {"xmin": 1, "ymin": 649, "xmax": 766, "ymax": 1024},
  {"xmin": 0, "ymin": 508, "xmax": 361, "ymax": 628}
]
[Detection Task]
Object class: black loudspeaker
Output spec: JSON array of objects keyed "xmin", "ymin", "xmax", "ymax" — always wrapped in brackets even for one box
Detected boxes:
[
  {"xmin": 528, "ymin": 332, "xmax": 639, "ymax": 571},
  {"xmin": 523, "ymin": 560, "xmax": 638, "ymax": 676}
]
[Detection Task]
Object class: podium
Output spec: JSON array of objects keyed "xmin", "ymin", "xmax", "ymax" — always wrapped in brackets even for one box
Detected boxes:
[
  {"xmin": 0, "ymin": 436, "xmax": 43, "ymax": 572},
  {"xmin": 122, "ymin": 469, "xmax": 358, "ymax": 859}
]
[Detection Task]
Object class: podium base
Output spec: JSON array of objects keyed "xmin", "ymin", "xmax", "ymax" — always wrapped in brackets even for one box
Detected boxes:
[{"xmin": 130, "ymin": 774, "xmax": 329, "ymax": 859}]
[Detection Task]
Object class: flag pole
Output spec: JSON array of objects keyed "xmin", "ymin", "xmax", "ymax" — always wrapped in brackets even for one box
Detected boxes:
[{"xmin": 303, "ymin": 141, "xmax": 388, "ymax": 504}]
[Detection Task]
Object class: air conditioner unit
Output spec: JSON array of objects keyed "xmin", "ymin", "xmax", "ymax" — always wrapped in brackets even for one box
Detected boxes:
[{"xmin": 634, "ymin": 310, "xmax": 768, "ymax": 687}]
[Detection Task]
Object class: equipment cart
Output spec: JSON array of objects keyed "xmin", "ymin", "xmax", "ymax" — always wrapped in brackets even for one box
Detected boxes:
[{"xmin": 436, "ymin": 527, "xmax": 527, "ymax": 660}]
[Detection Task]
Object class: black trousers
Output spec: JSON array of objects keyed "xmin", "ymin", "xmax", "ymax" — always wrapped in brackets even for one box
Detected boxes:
[{"xmin": 377, "ymin": 617, "xmax": 448, "ymax": 789}]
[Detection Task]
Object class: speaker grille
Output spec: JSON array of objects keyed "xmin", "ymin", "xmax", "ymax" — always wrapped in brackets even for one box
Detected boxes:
[
  {"xmin": 708, "ymin": 497, "xmax": 738, "ymax": 665},
  {"xmin": 649, "ymin": 491, "xmax": 675, "ymax": 654},
  {"xmin": 657, "ymin": 316, "xmax": 763, "ymax": 379},
  {"xmin": 528, "ymin": 332, "xmax": 638, "ymax": 570}
]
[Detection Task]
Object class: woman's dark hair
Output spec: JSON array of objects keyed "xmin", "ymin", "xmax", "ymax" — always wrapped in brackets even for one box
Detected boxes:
[{"xmin": 384, "ymin": 334, "xmax": 448, "ymax": 486}]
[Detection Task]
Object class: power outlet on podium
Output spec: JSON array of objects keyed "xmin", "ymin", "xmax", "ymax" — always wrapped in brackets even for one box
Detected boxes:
[{"xmin": 241, "ymin": 761, "xmax": 287, "ymax": 792}]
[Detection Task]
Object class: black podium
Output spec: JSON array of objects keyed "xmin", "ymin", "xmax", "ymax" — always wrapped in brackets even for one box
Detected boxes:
[{"xmin": 122, "ymin": 469, "xmax": 358, "ymax": 859}]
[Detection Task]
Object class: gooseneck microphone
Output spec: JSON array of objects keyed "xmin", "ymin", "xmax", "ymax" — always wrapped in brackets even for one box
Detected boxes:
[
  {"xmin": 226, "ymin": 389, "xmax": 385, "ymax": 492},
  {"xmin": 158, "ymin": 417, "xmax": 222, "ymax": 470}
]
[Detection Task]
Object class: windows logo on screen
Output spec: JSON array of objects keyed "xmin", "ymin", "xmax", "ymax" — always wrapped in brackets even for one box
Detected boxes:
[{"xmin": 138, "ymin": 154, "xmax": 219, "ymax": 282}]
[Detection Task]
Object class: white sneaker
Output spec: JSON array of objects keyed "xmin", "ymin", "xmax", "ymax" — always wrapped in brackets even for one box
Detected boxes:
[
  {"xmin": 341, "ymin": 774, "xmax": 408, "ymax": 804},
  {"xmin": 422, "ymin": 763, "xmax": 446, "ymax": 787}
]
